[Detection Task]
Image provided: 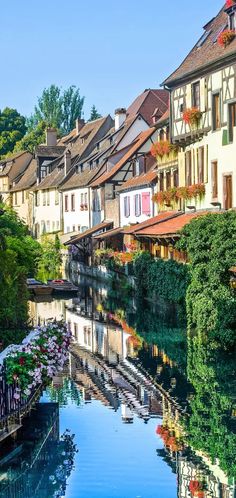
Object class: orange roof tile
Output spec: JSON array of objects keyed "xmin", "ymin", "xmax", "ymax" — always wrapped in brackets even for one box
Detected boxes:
[
  {"xmin": 123, "ymin": 211, "xmax": 180, "ymax": 234},
  {"xmin": 135, "ymin": 211, "xmax": 209, "ymax": 237},
  {"xmin": 90, "ymin": 128, "xmax": 156, "ymax": 188},
  {"xmin": 117, "ymin": 169, "xmax": 157, "ymax": 192}
]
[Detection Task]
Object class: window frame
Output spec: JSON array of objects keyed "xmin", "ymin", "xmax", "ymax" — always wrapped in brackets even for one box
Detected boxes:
[
  {"xmin": 212, "ymin": 92, "xmax": 221, "ymax": 131},
  {"xmin": 228, "ymin": 101, "xmax": 236, "ymax": 143},
  {"xmin": 192, "ymin": 81, "xmax": 200, "ymax": 109}
]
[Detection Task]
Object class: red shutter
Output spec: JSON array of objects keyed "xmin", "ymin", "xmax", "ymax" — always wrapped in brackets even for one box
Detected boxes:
[{"xmin": 142, "ymin": 192, "xmax": 151, "ymax": 215}]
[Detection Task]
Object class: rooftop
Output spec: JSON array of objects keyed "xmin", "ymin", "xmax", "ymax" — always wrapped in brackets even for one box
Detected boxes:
[{"xmin": 163, "ymin": 6, "xmax": 236, "ymax": 86}]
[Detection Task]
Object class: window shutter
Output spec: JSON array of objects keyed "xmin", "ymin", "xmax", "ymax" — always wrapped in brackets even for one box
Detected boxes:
[
  {"xmin": 204, "ymin": 144, "xmax": 208, "ymax": 183},
  {"xmin": 200, "ymin": 79, "xmax": 206, "ymax": 112},
  {"xmin": 142, "ymin": 192, "xmax": 151, "ymax": 215},
  {"xmin": 178, "ymin": 152, "xmax": 186, "ymax": 186}
]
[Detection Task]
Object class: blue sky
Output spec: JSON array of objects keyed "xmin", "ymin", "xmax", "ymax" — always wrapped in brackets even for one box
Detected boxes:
[{"xmin": 1, "ymin": 0, "xmax": 223, "ymax": 120}]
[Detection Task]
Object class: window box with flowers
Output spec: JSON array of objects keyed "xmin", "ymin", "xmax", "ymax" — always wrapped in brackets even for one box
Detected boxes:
[
  {"xmin": 151, "ymin": 140, "xmax": 179, "ymax": 162},
  {"xmin": 153, "ymin": 184, "xmax": 205, "ymax": 206},
  {"xmin": 183, "ymin": 108, "xmax": 202, "ymax": 129},
  {"xmin": 80, "ymin": 204, "xmax": 85, "ymax": 211},
  {"xmin": 218, "ymin": 29, "xmax": 235, "ymax": 48},
  {"xmin": 189, "ymin": 480, "xmax": 206, "ymax": 498},
  {"xmin": 83, "ymin": 204, "xmax": 88, "ymax": 211}
]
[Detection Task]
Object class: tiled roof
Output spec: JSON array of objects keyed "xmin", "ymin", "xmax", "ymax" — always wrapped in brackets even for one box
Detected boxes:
[
  {"xmin": 135, "ymin": 211, "xmax": 209, "ymax": 237},
  {"xmin": 93, "ymin": 226, "xmax": 124, "ymax": 240},
  {"xmin": 116, "ymin": 169, "xmax": 157, "ymax": 192},
  {"xmin": 156, "ymin": 108, "xmax": 170, "ymax": 126},
  {"xmin": 0, "ymin": 151, "xmax": 31, "ymax": 177},
  {"xmin": 123, "ymin": 211, "xmax": 180, "ymax": 234},
  {"xmin": 11, "ymin": 159, "xmax": 37, "ymax": 191},
  {"xmin": 90, "ymin": 128, "xmax": 156, "ymax": 187},
  {"xmin": 33, "ymin": 165, "xmax": 65, "ymax": 190},
  {"xmin": 70, "ymin": 116, "xmax": 113, "ymax": 158},
  {"xmin": 35, "ymin": 145, "xmax": 66, "ymax": 157},
  {"xmin": 64, "ymin": 220, "xmax": 113, "ymax": 245},
  {"xmin": 163, "ymin": 6, "xmax": 236, "ymax": 86},
  {"xmin": 0, "ymin": 151, "xmax": 28, "ymax": 165},
  {"xmin": 127, "ymin": 89, "xmax": 169, "ymax": 125},
  {"xmin": 60, "ymin": 165, "xmax": 103, "ymax": 190}
]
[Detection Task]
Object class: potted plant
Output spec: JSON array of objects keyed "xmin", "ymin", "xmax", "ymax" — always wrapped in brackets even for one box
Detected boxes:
[
  {"xmin": 80, "ymin": 204, "xmax": 84, "ymax": 211},
  {"xmin": 183, "ymin": 108, "xmax": 202, "ymax": 128},
  {"xmin": 218, "ymin": 29, "xmax": 235, "ymax": 48}
]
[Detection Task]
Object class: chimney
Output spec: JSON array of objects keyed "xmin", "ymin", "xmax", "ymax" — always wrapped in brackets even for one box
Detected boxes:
[
  {"xmin": 64, "ymin": 150, "xmax": 71, "ymax": 177},
  {"xmin": 75, "ymin": 118, "xmax": 85, "ymax": 135},
  {"xmin": 46, "ymin": 128, "xmax": 57, "ymax": 146},
  {"xmin": 115, "ymin": 108, "xmax": 126, "ymax": 131}
]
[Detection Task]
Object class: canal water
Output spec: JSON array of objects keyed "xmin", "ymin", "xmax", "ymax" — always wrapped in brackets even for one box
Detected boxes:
[{"xmin": 0, "ymin": 276, "xmax": 235, "ymax": 498}]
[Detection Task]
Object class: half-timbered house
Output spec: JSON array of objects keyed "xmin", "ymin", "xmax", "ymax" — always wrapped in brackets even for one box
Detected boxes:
[{"xmin": 163, "ymin": 3, "xmax": 236, "ymax": 211}]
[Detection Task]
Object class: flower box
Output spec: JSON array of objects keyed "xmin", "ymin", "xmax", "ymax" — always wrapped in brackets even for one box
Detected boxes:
[
  {"xmin": 151, "ymin": 140, "xmax": 179, "ymax": 160},
  {"xmin": 153, "ymin": 184, "xmax": 205, "ymax": 206},
  {"xmin": 183, "ymin": 108, "xmax": 202, "ymax": 128},
  {"xmin": 218, "ymin": 29, "xmax": 235, "ymax": 48},
  {"xmin": 80, "ymin": 204, "xmax": 84, "ymax": 211}
]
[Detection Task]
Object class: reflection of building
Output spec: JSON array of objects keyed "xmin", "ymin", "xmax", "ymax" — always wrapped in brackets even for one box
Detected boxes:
[
  {"xmin": 28, "ymin": 297, "xmax": 72, "ymax": 326},
  {"xmin": 0, "ymin": 402, "xmax": 60, "ymax": 498}
]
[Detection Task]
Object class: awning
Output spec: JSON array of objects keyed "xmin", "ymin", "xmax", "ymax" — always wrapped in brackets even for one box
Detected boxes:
[
  {"xmin": 64, "ymin": 221, "xmax": 113, "ymax": 246},
  {"xmin": 93, "ymin": 226, "xmax": 124, "ymax": 240}
]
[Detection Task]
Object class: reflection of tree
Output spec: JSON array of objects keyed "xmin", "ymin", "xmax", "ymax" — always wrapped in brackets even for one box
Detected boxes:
[
  {"xmin": 186, "ymin": 332, "xmax": 236, "ymax": 478},
  {"xmin": 46, "ymin": 378, "xmax": 82, "ymax": 407}
]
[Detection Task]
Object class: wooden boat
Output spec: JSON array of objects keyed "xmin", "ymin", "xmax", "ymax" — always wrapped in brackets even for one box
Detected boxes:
[
  {"xmin": 47, "ymin": 279, "xmax": 79, "ymax": 294},
  {"xmin": 27, "ymin": 278, "xmax": 53, "ymax": 296}
]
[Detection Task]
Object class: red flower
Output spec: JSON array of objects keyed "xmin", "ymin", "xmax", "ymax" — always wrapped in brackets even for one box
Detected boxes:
[
  {"xmin": 183, "ymin": 108, "xmax": 202, "ymax": 126},
  {"xmin": 226, "ymin": 0, "xmax": 233, "ymax": 7},
  {"xmin": 19, "ymin": 357, "xmax": 25, "ymax": 366},
  {"xmin": 218, "ymin": 29, "xmax": 235, "ymax": 48}
]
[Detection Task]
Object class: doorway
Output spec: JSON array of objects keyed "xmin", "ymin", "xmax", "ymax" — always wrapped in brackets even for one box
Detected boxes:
[{"xmin": 224, "ymin": 174, "xmax": 233, "ymax": 210}]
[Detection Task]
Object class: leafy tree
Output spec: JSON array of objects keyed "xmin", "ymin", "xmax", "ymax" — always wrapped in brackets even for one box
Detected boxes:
[
  {"xmin": 89, "ymin": 105, "xmax": 102, "ymax": 121},
  {"xmin": 62, "ymin": 86, "xmax": 85, "ymax": 133},
  {"xmin": 0, "ymin": 205, "xmax": 41, "ymax": 336},
  {"xmin": 177, "ymin": 211, "xmax": 236, "ymax": 347},
  {"xmin": 14, "ymin": 121, "xmax": 47, "ymax": 153},
  {"xmin": 30, "ymin": 84, "xmax": 85, "ymax": 134},
  {"xmin": 0, "ymin": 108, "xmax": 26, "ymax": 157},
  {"xmin": 37, "ymin": 234, "xmax": 62, "ymax": 281}
]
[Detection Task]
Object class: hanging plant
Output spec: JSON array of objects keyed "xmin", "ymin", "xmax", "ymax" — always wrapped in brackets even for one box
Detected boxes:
[
  {"xmin": 189, "ymin": 480, "xmax": 206, "ymax": 498},
  {"xmin": 218, "ymin": 29, "xmax": 235, "ymax": 48},
  {"xmin": 153, "ymin": 184, "xmax": 205, "ymax": 205},
  {"xmin": 183, "ymin": 108, "xmax": 202, "ymax": 128}
]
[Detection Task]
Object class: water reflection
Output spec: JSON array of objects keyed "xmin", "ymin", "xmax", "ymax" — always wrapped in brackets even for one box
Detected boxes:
[{"xmin": 2, "ymin": 278, "xmax": 235, "ymax": 497}]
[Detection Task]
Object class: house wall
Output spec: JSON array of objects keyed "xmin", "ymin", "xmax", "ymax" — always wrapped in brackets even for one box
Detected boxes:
[
  {"xmin": 12, "ymin": 190, "xmax": 34, "ymax": 229},
  {"xmin": 63, "ymin": 187, "xmax": 90, "ymax": 234},
  {"xmin": 119, "ymin": 187, "xmax": 154, "ymax": 227},
  {"xmin": 116, "ymin": 116, "xmax": 149, "ymax": 150},
  {"xmin": 33, "ymin": 188, "xmax": 62, "ymax": 237},
  {"xmin": 105, "ymin": 197, "xmax": 120, "ymax": 228}
]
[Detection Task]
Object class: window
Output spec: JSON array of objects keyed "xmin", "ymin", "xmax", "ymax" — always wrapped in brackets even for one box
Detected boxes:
[
  {"xmin": 134, "ymin": 194, "xmax": 141, "ymax": 217},
  {"xmin": 52, "ymin": 221, "xmax": 55, "ymax": 232},
  {"xmin": 212, "ymin": 93, "xmax": 220, "ymax": 130},
  {"xmin": 192, "ymin": 81, "xmax": 200, "ymax": 108},
  {"xmin": 74, "ymin": 323, "xmax": 78, "ymax": 339},
  {"xmin": 14, "ymin": 192, "xmax": 18, "ymax": 205},
  {"xmin": 22, "ymin": 191, "xmax": 25, "ymax": 204},
  {"xmin": 159, "ymin": 172, "xmax": 164, "ymax": 191},
  {"xmin": 80, "ymin": 193, "xmax": 84, "ymax": 207},
  {"xmin": 159, "ymin": 129, "xmax": 165, "ymax": 141},
  {"xmin": 56, "ymin": 221, "xmax": 60, "ymax": 230},
  {"xmin": 55, "ymin": 190, "xmax": 59, "ymax": 205},
  {"xmin": 166, "ymin": 126, "xmax": 170, "ymax": 141},
  {"xmin": 197, "ymin": 147, "xmax": 204, "ymax": 184},
  {"xmin": 46, "ymin": 190, "xmax": 50, "ymax": 206},
  {"xmin": 228, "ymin": 102, "xmax": 236, "ymax": 142},
  {"xmin": 211, "ymin": 161, "xmax": 218, "ymax": 199},
  {"xmin": 72, "ymin": 225, "xmax": 76, "ymax": 232},
  {"xmin": 41, "ymin": 221, "xmax": 46, "ymax": 234},
  {"xmin": 124, "ymin": 196, "xmax": 130, "ymax": 217},
  {"xmin": 71, "ymin": 194, "xmax": 75, "ymax": 211},
  {"xmin": 185, "ymin": 151, "xmax": 192, "ymax": 186},
  {"xmin": 173, "ymin": 169, "xmax": 179, "ymax": 187},
  {"xmin": 46, "ymin": 220, "xmax": 50, "ymax": 232},
  {"xmin": 196, "ymin": 30, "xmax": 211, "ymax": 48},
  {"xmin": 229, "ymin": 12, "xmax": 235, "ymax": 31},
  {"xmin": 142, "ymin": 192, "xmax": 151, "ymax": 216},
  {"xmin": 65, "ymin": 195, "xmax": 68, "ymax": 211},
  {"xmin": 166, "ymin": 171, "xmax": 171, "ymax": 189},
  {"xmin": 84, "ymin": 192, "xmax": 88, "ymax": 209},
  {"xmin": 35, "ymin": 191, "xmax": 40, "ymax": 206},
  {"xmin": 43, "ymin": 191, "xmax": 46, "ymax": 206}
]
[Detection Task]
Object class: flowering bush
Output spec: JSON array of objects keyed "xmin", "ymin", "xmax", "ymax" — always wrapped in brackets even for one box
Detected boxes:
[
  {"xmin": 218, "ymin": 29, "xmax": 235, "ymax": 48},
  {"xmin": 226, "ymin": 0, "xmax": 234, "ymax": 7},
  {"xmin": 4, "ymin": 321, "xmax": 71, "ymax": 400},
  {"xmin": 183, "ymin": 107, "xmax": 202, "ymax": 128},
  {"xmin": 153, "ymin": 184, "xmax": 205, "ymax": 206},
  {"xmin": 151, "ymin": 140, "xmax": 178, "ymax": 160}
]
